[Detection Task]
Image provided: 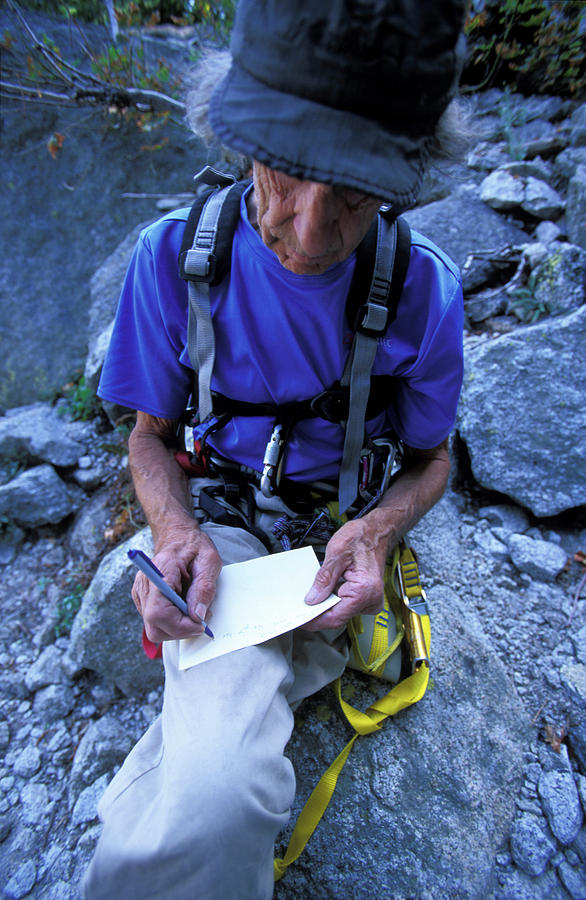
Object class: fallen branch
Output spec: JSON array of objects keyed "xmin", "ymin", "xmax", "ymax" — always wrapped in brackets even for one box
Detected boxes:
[{"xmin": 2, "ymin": 0, "xmax": 186, "ymax": 118}]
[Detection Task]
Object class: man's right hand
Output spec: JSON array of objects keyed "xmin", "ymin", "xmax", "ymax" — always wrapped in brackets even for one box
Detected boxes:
[
  {"xmin": 131, "ymin": 530, "xmax": 222, "ymax": 643},
  {"xmin": 128, "ymin": 411, "xmax": 224, "ymax": 642}
]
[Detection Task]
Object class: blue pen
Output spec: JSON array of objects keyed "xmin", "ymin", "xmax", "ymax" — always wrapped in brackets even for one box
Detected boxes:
[{"xmin": 128, "ymin": 549, "xmax": 214, "ymax": 639}]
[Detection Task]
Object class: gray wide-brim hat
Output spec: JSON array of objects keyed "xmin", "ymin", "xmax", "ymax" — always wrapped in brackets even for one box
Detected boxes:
[{"xmin": 209, "ymin": 0, "xmax": 467, "ymax": 210}]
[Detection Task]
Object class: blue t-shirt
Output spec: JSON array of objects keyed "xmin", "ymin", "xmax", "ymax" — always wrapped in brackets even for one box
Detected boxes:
[{"xmin": 99, "ymin": 190, "xmax": 463, "ymax": 483}]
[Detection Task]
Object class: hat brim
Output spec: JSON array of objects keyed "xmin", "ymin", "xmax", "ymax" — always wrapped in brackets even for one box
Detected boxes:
[{"xmin": 208, "ymin": 63, "xmax": 432, "ymax": 209}]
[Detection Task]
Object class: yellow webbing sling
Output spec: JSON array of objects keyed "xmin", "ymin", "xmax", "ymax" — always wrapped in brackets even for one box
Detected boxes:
[{"xmin": 274, "ymin": 543, "xmax": 430, "ymax": 882}]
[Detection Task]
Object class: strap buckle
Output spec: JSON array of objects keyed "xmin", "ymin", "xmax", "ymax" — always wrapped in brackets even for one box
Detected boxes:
[
  {"xmin": 310, "ymin": 385, "xmax": 349, "ymax": 423},
  {"xmin": 183, "ymin": 247, "xmax": 216, "ymax": 281},
  {"xmin": 354, "ymin": 296, "xmax": 390, "ymax": 337}
]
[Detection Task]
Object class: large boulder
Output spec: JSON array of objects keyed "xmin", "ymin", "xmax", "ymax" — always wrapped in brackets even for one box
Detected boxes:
[
  {"xmin": 457, "ymin": 304, "xmax": 586, "ymax": 517},
  {"xmin": 0, "ymin": 403, "xmax": 87, "ymax": 467},
  {"xmin": 275, "ymin": 526, "xmax": 530, "ymax": 900},
  {"xmin": 84, "ymin": 222, "xmax": 151, "ymax": 393},
  {"xmin": 66, "ymin": 527, "xmax": 163, "ymax": 696},
  {"xmin": 0, "ymin": 7, "xmax": 203, "ymax": 411},
  {"xmin": 404, "ymin": 187, "xmax": 528, "ymax": 292},
  {"xmin": 0, "ymin": 464, "xmax": 81, "ymax": 527}
]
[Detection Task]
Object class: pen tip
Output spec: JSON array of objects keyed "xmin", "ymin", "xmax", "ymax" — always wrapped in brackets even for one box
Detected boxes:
[{"xmin": 205, "ymin": 625, "xmax": 214, "ymax": 639}]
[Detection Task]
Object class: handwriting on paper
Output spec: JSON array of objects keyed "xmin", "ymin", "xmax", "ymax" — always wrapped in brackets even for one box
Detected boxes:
[{"xmin": 178, "ymin": 546, "xmax": 339, "ymax": 670}]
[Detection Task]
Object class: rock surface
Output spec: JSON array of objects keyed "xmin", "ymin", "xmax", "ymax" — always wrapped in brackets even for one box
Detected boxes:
[
  {"xmin": 0, "ymin": 23, "xmax": 585, "ymax": 900},
  {"xmin": 457, "ymin": 305, "xmax": 586, "ymax": 517}
]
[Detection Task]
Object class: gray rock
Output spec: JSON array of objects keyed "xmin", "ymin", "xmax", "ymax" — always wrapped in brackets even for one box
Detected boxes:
[
  {"xmin": 478, "ymin": 504, "xmax": 530, "ymax": 535},
  {"xmin": 457, "ymin": 305, "xmax": 586, "ymax": 517},
  {"xmin": 480, "ymin": 169, "xmax": 525, "ymax": 209},
  {"xmin": 575, "ymin": 627, "xmax": 586, "ymax": 668},
  {"xmin": 496, "ymin": 867, "xmax": 566, "ymax": 900},
  {"xmin": 560, "ymin": 662, "xmax": 586, "ymax": 704},
  {"xmin": 501, "ymin": 158, "xmax": 555, "ymax": 185},
  {"xmin": 531, "ymin": 242, "xmax": 586, "ymax": 316},
  {"xmin": 577, "ymin": 774, "xmax": 586, "ymax": 815},
  {"xmin": 32, "ymin": 684, "xmax": 75, "ymax": 723},
  {"xmin": 403, "ymin": 187, "xmax": 528, "ymax": 292},
  {"xmin": 566, "ymin": 165, "xmax": 586, "ymax": 250},
  {"xmin": 522, "ymin": 177, "xmax": 565, "ymax": 220},
  {"xmin": 538, "ymin": 769, "xmax": 583, "ymax": 845},
  {"xmin": 509, "ymin": 534, "xmax": 568, "ymax": 582},
  {"xmin": 84, "ymin": 220, "xmax": 149, "ymax": 395},
  {"xmin": 71, "ymin": 773, "xmax": 110, "ymax": 827},
  {"xmin": 0, "ymin": 720, "xmax": 10, "ymax": 749},
  {"xmin": 555, "ymin": 146, "xmax": 586, "ymax": 181},
  {"xmin": 511, "ymin": 119, "xmax": 566, "ymax": 160},
  {"xmin": 13, "ymin": 746, "xmax": 41, "ymax": 778},
  {"xmin": 467, "ymin": 141, "xmax": 512, "ymax": 172},
  {"xmin": 68, "ymin": 489, "xmax": 113, "ymax": 562},
  {"xmin": 20, "ymin": 782, "xmax": 51, "ymax": 825},
  {"xmin": 69, "ymin": 715, "xmax": 134, "ymax": 806},
  {"xmin": 0, "ymin": 4, "xmax": 200, "ymax": 412},
  {"xmin": 473, "ymin": 529, "xmax": 509, "ymax": 561},
  {"xmin": 558, "ymin": 860, "xmax": 586, "ymax": 900},
  {"xmin": 536, "ymin": 221, "xmax": 562, "ymax": 244},
  {"xmin": 510, "ymin": 813, "xmax": 556, "ymax": 876},
  {"xmin": 66, "ymin": 528, "xmax": 163, "ymax": 696},
  {"xmin": 465, "ymin": 288, "xmax": 508, "ymax": 324},
  {"xmin": 2, "ymin": 860, "xmax": 37, "ymax": 900},
  {"xmin": 574, "ymin": 827, "xmax": 586, "ymax": 863},
  {"xmin": 0, "ymin": 525, "xmax": 25, "ymax": 566},
  {"xmin": 0, "ymin": 403, "xmax": 86, "ymax": 468},
  {"xmin": 24, "ymin": 645, "xmax": 68, "ymax": 692},
  {"xmin": 279, "ymin": 579, "xmax": 531, "ymax": 899},
  {"xmin": 0, "ymin": 465, "xmax": 80, "ymax": 528}
]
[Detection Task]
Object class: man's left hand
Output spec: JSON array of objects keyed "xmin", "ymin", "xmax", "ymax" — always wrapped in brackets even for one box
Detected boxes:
[{"xmin": 302, "ymin": 514, "xmax": 390, "ymax": 630}]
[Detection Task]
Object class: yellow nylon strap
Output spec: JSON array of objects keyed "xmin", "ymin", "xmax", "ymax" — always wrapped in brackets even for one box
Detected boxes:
[
  {"xmin": 274, "ymin": 612, "xmax": 430, "ymax": 882},
  {"xmin": 274, "ymin": 732, "xmax": 359, "ymax": 881}
]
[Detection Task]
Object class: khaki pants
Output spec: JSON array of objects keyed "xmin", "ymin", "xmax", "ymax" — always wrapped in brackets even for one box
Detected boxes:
[{"xmin": 83, "ymin": 523, "xmax": 348, "ymax": 900}]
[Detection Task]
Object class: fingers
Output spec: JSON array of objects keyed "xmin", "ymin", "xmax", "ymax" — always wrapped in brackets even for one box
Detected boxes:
[
  {"xmin": 302, "ymin": 576, "xmax": 384, "ymax": 631},
  {"xmin": 303, "ymin": 521, "xmax": 386, "ymax": 630},
  {"xmin": 185, "ymin": 539, "xmax": 223, "ymax": 624},
  {"xmin": 132, "ymin": 536, "xmax": 222, "ymax": 642}
]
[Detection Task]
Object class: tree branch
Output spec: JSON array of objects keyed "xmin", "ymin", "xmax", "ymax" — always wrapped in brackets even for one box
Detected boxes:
[{"xmin": 2, "ymin": 1, "xmax": 186, "ymax": 118}]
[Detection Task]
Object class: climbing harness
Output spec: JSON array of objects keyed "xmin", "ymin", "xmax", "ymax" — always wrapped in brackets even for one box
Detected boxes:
[{"xmin": 178, "ymin": 165, "xmax": 411, "ymax": 517}]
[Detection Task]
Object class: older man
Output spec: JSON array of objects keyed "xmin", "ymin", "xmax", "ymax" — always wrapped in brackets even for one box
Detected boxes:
[{"xmin": 84, "ymin": 1, "xmax": 467, "ymax": 897}]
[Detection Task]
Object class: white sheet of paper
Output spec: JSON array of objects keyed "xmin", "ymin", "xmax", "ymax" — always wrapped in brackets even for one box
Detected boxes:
[{"xmin": 178, "ymin": 546, "xmax": 339, "ymax": 670}]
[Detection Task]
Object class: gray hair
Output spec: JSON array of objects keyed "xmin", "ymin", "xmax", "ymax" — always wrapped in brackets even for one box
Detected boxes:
[
  {"xmin": 185, "ymin": 49, "xmax": 471, "ymax": 181},
  {"xmin": 185, "ymin": 50, "xmax": 252, "ymax": 179}
]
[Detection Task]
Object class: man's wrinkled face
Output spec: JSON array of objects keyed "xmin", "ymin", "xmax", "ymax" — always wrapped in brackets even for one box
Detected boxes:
[{"xmin": 248, "ymin": 161, "xmax": 381, "ymax": 276}]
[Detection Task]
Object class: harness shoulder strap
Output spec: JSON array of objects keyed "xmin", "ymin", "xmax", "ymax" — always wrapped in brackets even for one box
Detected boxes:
[
  {"xmin": 338, "ymin": 213, "xmax": 411, "ymax": 513},
  {"xmin": 179, "ymin": 169, "xmax": 250, "ymax": 421}
]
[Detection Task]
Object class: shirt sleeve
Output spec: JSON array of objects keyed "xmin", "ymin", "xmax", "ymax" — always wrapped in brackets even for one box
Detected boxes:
[
  {"xmin": 98, "ymin": 217, "xmax": 193, "ymax": 418},
  {"xmin": 381, "ymin": 237, "xmax": 464, "ymax": 449}
]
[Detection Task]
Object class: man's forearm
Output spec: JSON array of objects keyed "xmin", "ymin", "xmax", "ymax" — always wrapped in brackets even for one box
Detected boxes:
[
  {"xmin": 128, "ymin": 412, "xmax": 200, "ymax": 552},
  {"xmin": 370, "ymin": 440, "xmax": 451, "ymax": 554}
]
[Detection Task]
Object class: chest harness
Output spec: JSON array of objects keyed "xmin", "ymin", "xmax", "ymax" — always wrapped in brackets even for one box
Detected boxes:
[{"xmin": 177, "ymin": 166, "xmax": 411, "ymax": 529}]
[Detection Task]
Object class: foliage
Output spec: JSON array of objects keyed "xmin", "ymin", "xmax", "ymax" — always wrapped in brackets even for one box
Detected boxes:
[
  {"xmin": 55, "ymin": 581, "xmax": 86, "ymax": 636},
  {"xmin": 507, "ymin": 271, "xmax": 547, "ymax": 324},
  {"xmin": 18, "ymin": 0, "xmax": 236, "ymax": 32},
  {"xmin": 59, "ymin": 374, "xmax": 100, "ymax": 421},
  {"xmin": 497, "ymin": 87, "xmax": 526, "ymax": 161},
  {"xmin": 464, "ymin": 0, "xmax": 586, "ymax": 98}
]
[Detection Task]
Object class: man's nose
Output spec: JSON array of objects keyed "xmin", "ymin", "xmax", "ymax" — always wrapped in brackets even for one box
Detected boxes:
[{"xmin": 293, "ymin": 183, "xmax": 342, "ymax": 257}]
